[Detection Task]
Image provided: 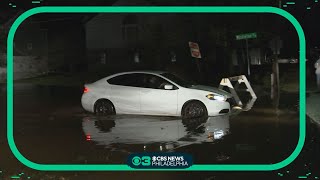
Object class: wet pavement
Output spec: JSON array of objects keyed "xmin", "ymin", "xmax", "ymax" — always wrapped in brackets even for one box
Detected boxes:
[
  {"xmin": 307, "ymin": 91, "xmax": 320, "ymax": 126},
  {"xmin": 0, "ymin": 83, "xmax": 319, "ymax": 180}
]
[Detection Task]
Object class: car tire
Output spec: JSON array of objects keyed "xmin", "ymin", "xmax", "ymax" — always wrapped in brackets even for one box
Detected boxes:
[
  {"xmin": 182, "ymin": 100, "xmax": 208, "ymax": 119},
  {"xmin": 94, "ymin": 99, "xmax": 116, "ymax": 116}
]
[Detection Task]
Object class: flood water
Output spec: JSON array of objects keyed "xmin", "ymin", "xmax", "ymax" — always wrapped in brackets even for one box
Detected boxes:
[{"xmin": 0, "ymin": 83, "xmax": 319, "ymax": 180}]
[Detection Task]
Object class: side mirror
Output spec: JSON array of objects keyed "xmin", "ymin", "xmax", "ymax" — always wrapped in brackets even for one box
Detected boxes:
[{"xmin": 164, "ymin": 84, "xmax": 174, "ymax": 90}]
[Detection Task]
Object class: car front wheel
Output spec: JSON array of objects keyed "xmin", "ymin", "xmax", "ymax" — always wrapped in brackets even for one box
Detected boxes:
[{"xmin": 182, "ymin": 101, "xmax": 208, "ymax": 119}]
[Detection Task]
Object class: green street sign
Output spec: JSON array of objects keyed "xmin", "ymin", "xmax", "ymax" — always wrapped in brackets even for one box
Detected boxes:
[{"xmin": 236, "ymin": 32, "xmax": 257, "ymax": 40}]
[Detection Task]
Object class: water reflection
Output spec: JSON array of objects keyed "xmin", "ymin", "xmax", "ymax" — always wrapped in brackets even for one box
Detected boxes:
[{"xmin": 82, "ymin": 115, "xmax": 230, "ymax": 151}]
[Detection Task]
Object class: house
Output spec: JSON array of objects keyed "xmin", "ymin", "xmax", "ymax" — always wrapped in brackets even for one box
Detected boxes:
[
  {"xmin": 85, "ymin": 2, "xmax": 192, "ymax": 69},
  {"xmin": 85, "ymin": 0, "xmax": 237, "ymax": 82}
]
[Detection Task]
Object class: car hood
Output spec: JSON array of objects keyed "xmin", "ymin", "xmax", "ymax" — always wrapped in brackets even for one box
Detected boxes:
[{"xmin": 189, "ymin": 85, "xmax": 232, "ymax": 98}]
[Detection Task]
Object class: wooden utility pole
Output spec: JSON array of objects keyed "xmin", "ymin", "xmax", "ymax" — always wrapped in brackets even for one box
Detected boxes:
[
  {"xmin": 269, "ymin": 36, "xmax": 282, "ymax": 108},
  {"xmin": 271, "ymin": 54, "xmax": 280, "ymax": 108},
  {"xmin": 270, "ymin": 1, "xmax": 282, "ymax": 108}
]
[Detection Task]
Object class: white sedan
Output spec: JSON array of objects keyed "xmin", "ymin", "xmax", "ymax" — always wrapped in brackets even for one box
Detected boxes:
[{"xmin": 81, "ymin": 71, "xmax": 232, "ymax": 118}]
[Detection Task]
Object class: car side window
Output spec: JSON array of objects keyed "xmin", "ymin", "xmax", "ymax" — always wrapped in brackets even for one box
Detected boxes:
[
  {"xmin": 142, "ymin": 74, "xmax": 174, "ymax": 89},
  {"xmin": 107, "ymin": 73, "xmax": 144, "ymax": 87}
]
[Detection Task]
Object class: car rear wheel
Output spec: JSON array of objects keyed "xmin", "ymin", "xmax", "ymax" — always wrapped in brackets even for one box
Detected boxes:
[
  {"xmin": 182, "ymin": 101, "xmax": 208, "ymax": 119},
  {"xmin": 94, "ymin": 100, "xmax": 115, "ymax": 116}
]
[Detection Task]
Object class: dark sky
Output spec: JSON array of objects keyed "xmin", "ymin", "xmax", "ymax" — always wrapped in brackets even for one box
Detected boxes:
[
  {"xmin": 282, "ymin": 0, "xmax": 320, "ymax": 47},
  {"xmin": 1, "ymin": 0, "xmax": 319, "ymax": 47}
]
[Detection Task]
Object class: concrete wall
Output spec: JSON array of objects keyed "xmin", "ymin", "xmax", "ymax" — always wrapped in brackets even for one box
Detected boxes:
[{"xmin": 0, "ymin": 55, "xmax": 48, "ymax": 81}]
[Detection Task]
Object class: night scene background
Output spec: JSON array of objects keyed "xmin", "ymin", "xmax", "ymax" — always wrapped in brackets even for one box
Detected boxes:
[{"xmin": 0, "ymin": 0, "xmax": 319, "ymax": 180}]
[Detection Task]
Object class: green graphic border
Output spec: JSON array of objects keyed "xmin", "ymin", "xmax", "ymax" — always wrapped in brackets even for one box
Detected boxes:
[{"xmin": 7, "ymin": 6, "xmax": 306, "ymax": 171}]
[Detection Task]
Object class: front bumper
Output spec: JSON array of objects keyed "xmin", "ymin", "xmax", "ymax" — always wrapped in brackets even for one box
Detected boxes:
[{"xmin": 206, "ymin": 100, "xmax": 231, "ymax": 116}]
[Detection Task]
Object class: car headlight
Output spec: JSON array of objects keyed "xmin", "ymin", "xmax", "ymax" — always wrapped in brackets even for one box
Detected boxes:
[{"xmin": 206, "ymin": 94, "xmax": 226, "ymax": 101}]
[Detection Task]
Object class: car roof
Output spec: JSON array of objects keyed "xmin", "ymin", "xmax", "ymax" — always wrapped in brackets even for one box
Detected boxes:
[
  {"xmin": 109, "ymin": 70, "xmax": 167, "ymax": 77},
  {"xmin": 123, "ymin": 70, "xmax": 166, "ymax": 74},
  {"xmin": 94, "ymin": 70, "xmax": 168, "ymax": 83}
]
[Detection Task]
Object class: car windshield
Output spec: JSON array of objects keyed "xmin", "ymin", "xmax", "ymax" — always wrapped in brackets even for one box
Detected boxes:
[{"xmin": 160, "ymin": 73, "xmax": 195, "ymax": 88}]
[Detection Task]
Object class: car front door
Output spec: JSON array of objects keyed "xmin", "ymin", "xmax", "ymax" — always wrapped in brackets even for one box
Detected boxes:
[{"xmin": 140, "ymin": 74, "xmax": 178, "ymax": 116}]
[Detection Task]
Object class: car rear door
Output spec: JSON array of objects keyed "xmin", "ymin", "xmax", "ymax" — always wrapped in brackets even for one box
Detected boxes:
[
  {"xmin": 140, "ymin": 74, "xmax": 178, "ymax": 116},
  {"xmin": 107, "ymin": 73, "xmax": 143, "ymax": 114}
]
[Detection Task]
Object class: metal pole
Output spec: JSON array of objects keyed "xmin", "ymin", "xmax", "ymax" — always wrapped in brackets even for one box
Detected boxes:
[
  {"xmin": 246, "ymin": 39, "xmax": 250, "ymax": 77},
  {"xmin": 195, "ymin": 58, "xmax": 202, "ymax": 83}
]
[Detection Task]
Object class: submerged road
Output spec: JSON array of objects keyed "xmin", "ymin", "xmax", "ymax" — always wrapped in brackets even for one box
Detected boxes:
[{"xmin": 0, "ymin": 83, "xmax": 319, "ymax": 180}]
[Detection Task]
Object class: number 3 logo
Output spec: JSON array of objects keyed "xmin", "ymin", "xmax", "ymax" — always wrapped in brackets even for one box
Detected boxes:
[{"xmin": 141, "ymin": 156, "xmax": 151, "ymax": 166}]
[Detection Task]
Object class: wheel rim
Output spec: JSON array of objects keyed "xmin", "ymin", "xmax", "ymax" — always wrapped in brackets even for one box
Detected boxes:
[
  {"xmin": 185, "ymin": 102, "xmax": 205, "ymax": 118},
  {"xmin": 96, "ymin": 101, "xmax": 113, "ymax": 115}
]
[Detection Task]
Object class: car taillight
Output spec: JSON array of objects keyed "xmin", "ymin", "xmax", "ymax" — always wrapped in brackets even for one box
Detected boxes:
[
  {"xmin": 84, "ymin": 87, "xmax": 89, "ymax": 93},
  {"xmin": 86, "ymin": 134, "xmax": 91, "ymax": 141}
]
